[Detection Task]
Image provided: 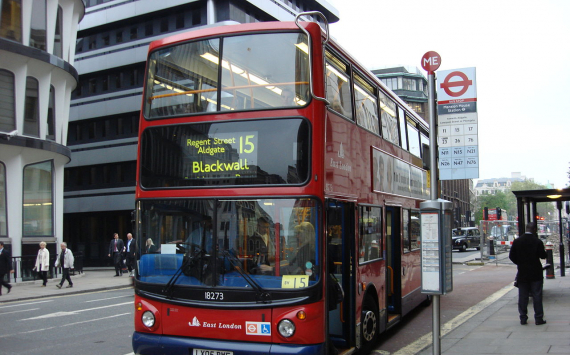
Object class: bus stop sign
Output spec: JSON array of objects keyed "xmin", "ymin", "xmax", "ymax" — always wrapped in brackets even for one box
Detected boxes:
[{"xmin": 421, "ymin": 51, "xmax": 441, "ymax": 74}]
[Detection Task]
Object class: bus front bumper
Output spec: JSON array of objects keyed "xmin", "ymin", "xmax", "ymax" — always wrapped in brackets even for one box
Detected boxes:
[{"xmin": 132, "ymin": 331, "xmax": 325, "ymax": 355}]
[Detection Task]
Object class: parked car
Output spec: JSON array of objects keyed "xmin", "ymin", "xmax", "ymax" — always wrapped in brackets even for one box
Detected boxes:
[{"xmin": 452, "ymin": 227, "xmax": 481, "ymax": 252}]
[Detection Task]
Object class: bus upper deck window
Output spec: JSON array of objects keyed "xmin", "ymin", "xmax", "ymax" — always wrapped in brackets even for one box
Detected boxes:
[{"xmin": 325, "ymin": 51, "xmax": 352, "ymax": 120}]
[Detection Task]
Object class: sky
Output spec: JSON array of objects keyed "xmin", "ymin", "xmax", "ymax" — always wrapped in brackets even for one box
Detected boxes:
[{"xmin": 326, "ymin": 0, "xmax": 570, "ymax": 188}]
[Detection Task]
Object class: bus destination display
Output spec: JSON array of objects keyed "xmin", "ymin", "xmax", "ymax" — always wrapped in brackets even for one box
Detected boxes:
[{"xmin": 187, "ymin": 132, "xmax": 258, "ymax": 177}]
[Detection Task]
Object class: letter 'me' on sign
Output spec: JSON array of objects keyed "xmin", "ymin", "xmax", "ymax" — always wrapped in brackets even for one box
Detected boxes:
[{"xmin": 421, "ymin": 51, "xmax": 441, "ymax": 74}]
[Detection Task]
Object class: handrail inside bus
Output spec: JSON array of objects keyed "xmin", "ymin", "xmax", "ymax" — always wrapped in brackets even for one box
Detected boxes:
[
  {"xmin": 148, "ymin": 81, "xmax": 310, "ymax": 103},
  {"xmin": 295, "ymin": 11, "xmax": 330, "ymax": 106}
]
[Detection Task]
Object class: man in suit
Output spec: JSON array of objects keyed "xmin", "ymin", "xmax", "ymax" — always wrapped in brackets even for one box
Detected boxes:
[
  {"xmin": 125, "ymin": 233, "xmax": 136, "ymax": 277},
  {"xmin": 509, "ymin": 222, "xmax": 547, "ymax": 325},
  {"xmin": 0, "ymin": 241, "xmax": 13, "ymax": 295},
  {"xmin": 108, "ymin": 233, "xmax": 125, "ymax": 276}
]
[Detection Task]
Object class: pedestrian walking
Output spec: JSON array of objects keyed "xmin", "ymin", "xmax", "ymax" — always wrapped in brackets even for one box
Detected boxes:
[
  {"xmin": 33, "ymin": 241, "xmax": 50, "ymax": 287},
  {"xmin": 509, "ymin": 222, "xmax": 547, "ymax": 325},
  {"xmin": 125, "ymin": 233, "xmax": 136, "ymax": 276},
  {"xmin": 108, "ymin": 233, "xmax": 125, "ymax": 276},
  {"xmin": 0, "ymin": 241, "xmax": 13, "ymax": 295},
  {"xmin": 54, "ymin": 242, "xmax": 74, "ymax": 288}
]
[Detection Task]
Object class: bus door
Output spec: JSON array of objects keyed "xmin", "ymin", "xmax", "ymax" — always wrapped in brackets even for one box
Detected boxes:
[
  {"xmin": 326, "ymin": 199, "xmax": 355, "ymax": 349},
  {"xmin": 385, "ymin": 206, "xmax": 402, "ymax": 323}
]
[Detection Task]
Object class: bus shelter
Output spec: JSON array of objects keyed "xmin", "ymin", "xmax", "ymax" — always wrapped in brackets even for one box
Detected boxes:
[{"xmin": 512, "ymin": 188, "xmax": 570, "ymax": 276}]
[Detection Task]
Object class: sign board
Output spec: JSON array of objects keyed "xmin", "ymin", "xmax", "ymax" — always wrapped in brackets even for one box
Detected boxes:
[
  {"xmin": 436, "ymin": 67, "xmax": 479, "ymax": 180},
  {"xmin": 421, "ymin": 199, "xmax": 453, "ymax": 294},
  {"xmin": 421, "ymin": 51, "xmax": 441, "ymax": 74}
]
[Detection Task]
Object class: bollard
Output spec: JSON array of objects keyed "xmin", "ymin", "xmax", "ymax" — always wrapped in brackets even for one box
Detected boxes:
[{"xmin": 545, "ymin": 242, "xmax": 555, "ymax": 279}]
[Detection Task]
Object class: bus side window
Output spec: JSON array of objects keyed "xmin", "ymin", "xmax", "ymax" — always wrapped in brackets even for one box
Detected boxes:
[
  {"xmin": 325, "ymin": 50, "xmax": 352, "ymax": 120},
  {"xmin": 354, "ymin": 73, "xmax": 379, "ymax": 135}
]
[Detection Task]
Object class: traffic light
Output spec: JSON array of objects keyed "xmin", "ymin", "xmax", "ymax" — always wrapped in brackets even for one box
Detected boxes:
[
  {"xmin": 496, "ymin": 207, "xmax": 501, "ymax": 220},
  {"xmin": 484, "ymin": 207, "xmax": 488, "ymax": 220}
]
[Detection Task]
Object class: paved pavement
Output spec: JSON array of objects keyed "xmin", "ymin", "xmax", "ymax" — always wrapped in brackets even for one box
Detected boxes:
[
  {"xmin": 2, "ymin": 262, "xmax": 569, "ymax": 355},
  {"xmin": 0, "ymin": 268, "xmax": 133, "ymax": 303}
]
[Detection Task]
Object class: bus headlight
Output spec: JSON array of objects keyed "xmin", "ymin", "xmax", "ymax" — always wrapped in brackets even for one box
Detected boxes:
[
  {"xmin": 278, "ymin": 319, "xmax": 295, "ymax": 338},
  {"xmin": 142, "ymin": 311, "xmax": 155, "ymax": 328}
]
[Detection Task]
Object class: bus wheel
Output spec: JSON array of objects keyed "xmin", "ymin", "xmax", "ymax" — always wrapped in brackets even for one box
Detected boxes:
[{"xmin": 361, "ymin": 296, "xmax": 378, "ymax": 345}]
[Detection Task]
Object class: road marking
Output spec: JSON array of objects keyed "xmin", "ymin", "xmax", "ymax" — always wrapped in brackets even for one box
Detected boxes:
[
  {"xmin": 0, "ymin": 312, "xmax": 132, "ymax": 338},
  {"xmin": 85, "ymin": 295, "xmax": 132, "ymax": 303},
  {"xmin": 0, "ymin": 300, "xmax": 53, "ymax": 309},
  {"xmin": 20, "ymin": 301, "xmax": 132, "ymax": 320},
  {"xmin": 392, "ymin": 284, "xmax": 514, "ymax": 355},
  {"xmin": 0, "ymin": 308, "xmax": 40, "ymax": 315}
]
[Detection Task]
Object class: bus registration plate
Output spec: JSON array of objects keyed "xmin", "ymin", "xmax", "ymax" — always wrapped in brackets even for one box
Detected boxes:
[{"xmin": 193, "ymin": 349, "xmax": 233, "ymax": 355}]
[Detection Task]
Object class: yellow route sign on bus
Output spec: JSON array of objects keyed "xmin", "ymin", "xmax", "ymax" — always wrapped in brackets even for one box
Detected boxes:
[{"xmin": 282, "ymin": 275, "xmax": 309, "ymax": 289}]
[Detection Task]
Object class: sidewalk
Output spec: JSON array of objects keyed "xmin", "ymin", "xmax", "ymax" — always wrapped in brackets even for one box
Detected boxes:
[
  {"xmin": 416, "ymin": 266, "xmax": 570, "ymax": 355},
  {"xmin": 0, "ymin": 268, "xmax": 133, "ymax": 303}
]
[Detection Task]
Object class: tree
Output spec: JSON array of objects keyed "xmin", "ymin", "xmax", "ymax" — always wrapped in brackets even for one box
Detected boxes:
[
  {"xmin": 473, "ymin": 190, "xmax": 513, "ymax": 224},
  {"xmin": 508, "ymin": 180, "xmax": 555, "ymax": 221}
]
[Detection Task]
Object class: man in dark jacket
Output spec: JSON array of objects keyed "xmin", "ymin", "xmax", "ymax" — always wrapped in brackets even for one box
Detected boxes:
[
  {"xmin": 509, "ymin": 222, "xmax": 547, "ymax": 325},
  {"xmin": 125, "ymin": 233, "xmax": 136, "ymax": 277},
  {"xmin": 108, "ymin": 233, "xmax": 125, "ymax": 276},
  {"xmin": 0, "ymin": 242, "xmax": 13, "ymax": 295}
]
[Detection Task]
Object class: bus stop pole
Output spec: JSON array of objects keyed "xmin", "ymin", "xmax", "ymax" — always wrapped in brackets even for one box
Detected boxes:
[
  {"xmin": 557, "ymin": 201, "xmax": 566, "ymax": 276},
  {"xmin": 428, "ymin": 70, "xmax": 441, "ymax": 355}
]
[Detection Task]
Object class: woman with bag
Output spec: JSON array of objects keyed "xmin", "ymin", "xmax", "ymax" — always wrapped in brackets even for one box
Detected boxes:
[{"xmin": 33, "ymin": 242, "xmax": 50, "ymax": 287}]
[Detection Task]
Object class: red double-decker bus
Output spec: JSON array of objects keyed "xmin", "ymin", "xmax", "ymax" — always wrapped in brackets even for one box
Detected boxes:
[{"xmin": 132, "ymin": 12, "xmax": 430, "ymax": 355}]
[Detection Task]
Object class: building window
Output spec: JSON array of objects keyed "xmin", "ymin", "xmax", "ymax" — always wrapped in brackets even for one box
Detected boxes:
[
  {"xmin": 176, "ymin": 14, "xmax": 185, "ymax": 29},
  {"xmin": 30, "ymin": 0, "xmax": 47, "ymax": 50},
  {"xmin": 0, "ymin": 0, "xmax": 22, "ymax": 42},
  {"xmin": 24, "ymin": 77, "xmax": 40, "ymax": 137},
  {"xmin": 53, "ymin": 6, "xmax": 63, "ymax": 57},
  {"xmin": 403, "ymin": 78, "xmax": 417, "ymax": 91},
  {"xmin": 408, "ymin": 102, "xmax": 424, "ymax": 114},
  {"xmin": 145, "ymin": 23, "xmax": 153, "ymax": 36},
  {"xmin": 160, "ymin": 18, "xmax": 169, "ymax": 32},
  {"xmin": 116, "ymin": 30, "xmax": 123, "ymax": 43},
  {"xmin": 47, "ymin": 85, "xmax": 56, "ymax": 140},
  {"xmin": 0, "ymin": 70, "xmax": 16, "ymax": 132},
  {"xmin": 23, "ymin": 161, "xmax": 53, "ymax": 237},
  {"xmin": 130, "ymin": 27, "xmax": 138, "ymax": 40},
  {"xmin": 0, "ymin": 162, "xmax": 6, "ymax": 237}
]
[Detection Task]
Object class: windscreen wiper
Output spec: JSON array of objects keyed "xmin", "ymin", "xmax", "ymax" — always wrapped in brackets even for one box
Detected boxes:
[
  {"xmin": 163, "ymin": 246, "xmax": 207, "ymax": 297},
  {"xmin": 222, "ymin": 250, "xmax": 271, "ymax": 303}
]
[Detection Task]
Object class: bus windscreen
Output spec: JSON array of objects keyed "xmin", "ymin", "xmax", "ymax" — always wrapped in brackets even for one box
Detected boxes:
[{"xmin": 144, "ymin": 32, "xmax": 310, "ymax": 117}]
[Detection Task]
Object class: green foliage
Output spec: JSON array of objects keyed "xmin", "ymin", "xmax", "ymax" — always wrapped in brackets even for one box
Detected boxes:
[
  {"xmin": 474, "ymin": 179, "xmax": 556, "ymax": 224},
  {"xmin": 474, "ymin": 191, "xmax": 513, "ymax": 223}
]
